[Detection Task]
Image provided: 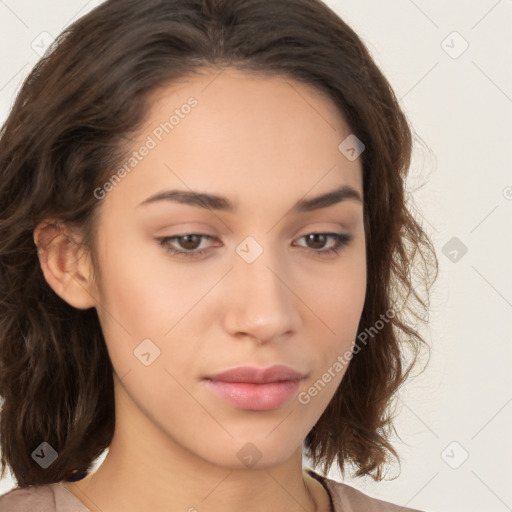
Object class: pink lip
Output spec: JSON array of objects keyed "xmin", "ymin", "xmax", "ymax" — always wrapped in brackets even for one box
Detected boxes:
[{"xmin": 203, "ymin": 365, "xmax": 306, "ymax": 411}]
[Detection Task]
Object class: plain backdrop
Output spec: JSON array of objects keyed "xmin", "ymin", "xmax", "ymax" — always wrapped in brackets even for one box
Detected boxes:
[{"xmin": 1, "ymin": 1, "xmax": 511, "ymax": 511}]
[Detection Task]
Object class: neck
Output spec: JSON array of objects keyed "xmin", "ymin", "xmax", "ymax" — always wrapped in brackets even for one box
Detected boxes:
[
  {"xmin": 65, "ymin": 449, "xmax": 322, "ymax": 512},
  {"xmin": 62, "ymin": 382, "xmax": 330, "ymax": 512}
]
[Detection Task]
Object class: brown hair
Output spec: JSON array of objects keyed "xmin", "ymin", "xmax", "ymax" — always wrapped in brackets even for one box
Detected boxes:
[{"xmin": 0, "ymin": 0, "xmax": 438, "ymax": 487}]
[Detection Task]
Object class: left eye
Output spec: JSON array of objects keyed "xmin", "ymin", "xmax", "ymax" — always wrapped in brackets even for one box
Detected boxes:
[{"xmin": 157, "ymin": 232, "xmax": 353, "ymax": 259}]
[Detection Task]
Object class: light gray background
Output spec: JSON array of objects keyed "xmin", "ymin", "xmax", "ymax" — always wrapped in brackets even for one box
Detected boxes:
[{"xmin": 1, "ymin": 1, "xmax": 511, "ymax": 511}]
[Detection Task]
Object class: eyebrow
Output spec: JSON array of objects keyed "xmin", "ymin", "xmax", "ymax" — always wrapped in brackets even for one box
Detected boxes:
[{"xmin": 138, "ymin": 184, "xmax": 362, "ymax": 213}]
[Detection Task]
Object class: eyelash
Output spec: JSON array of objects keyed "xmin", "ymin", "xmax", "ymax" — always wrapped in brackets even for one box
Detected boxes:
[{"xmin": 156, "ymin": 232, "xmax": 353, "ymax": 259}]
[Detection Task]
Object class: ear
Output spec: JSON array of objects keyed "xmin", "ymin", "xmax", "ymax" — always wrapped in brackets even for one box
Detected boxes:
[{"xmin": 33, "ymin": 220, "xmax": 97, "ymax": 310}]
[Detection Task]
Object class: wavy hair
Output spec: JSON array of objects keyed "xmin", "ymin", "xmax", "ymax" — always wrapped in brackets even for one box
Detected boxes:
[{"xmin": 0, "ymin": 0, "xmax": 438, "ymax": 487}]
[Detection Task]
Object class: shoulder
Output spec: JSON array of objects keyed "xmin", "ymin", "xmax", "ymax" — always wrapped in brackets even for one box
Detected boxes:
[
  {"xmin": 307, "ymin": 470, "xmax": 426, "ymax": 512},
  {"xmin": 0, "ymin": 483, "xmax": 89, "ymax": 512}
]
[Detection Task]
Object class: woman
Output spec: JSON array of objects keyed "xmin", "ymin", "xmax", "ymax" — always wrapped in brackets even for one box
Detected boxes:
[{"xmin": 0, "ymin": 0, "xmax": 438, "ymax": 510}]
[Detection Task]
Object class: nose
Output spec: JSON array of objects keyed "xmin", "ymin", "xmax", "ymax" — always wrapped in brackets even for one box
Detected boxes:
[{"xmin": 222, "ymin": 244, "xmax": 301, "ymax": 344}]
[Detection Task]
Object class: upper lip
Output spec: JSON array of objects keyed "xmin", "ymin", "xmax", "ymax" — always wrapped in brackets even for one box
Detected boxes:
[{"xmin": 204, "ymin": 364, "xmax": 306, "ymax": 384}]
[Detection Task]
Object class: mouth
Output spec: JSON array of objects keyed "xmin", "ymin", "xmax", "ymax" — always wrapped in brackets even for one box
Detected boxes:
[{"xmin": 202, "ymin": 364, "xmax": 306, "ymax": 411}]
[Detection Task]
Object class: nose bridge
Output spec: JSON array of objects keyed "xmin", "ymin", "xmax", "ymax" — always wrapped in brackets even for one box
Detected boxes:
[{"xmin": 223, "ymin": 234, "xmax": 299, "ymax": 341}]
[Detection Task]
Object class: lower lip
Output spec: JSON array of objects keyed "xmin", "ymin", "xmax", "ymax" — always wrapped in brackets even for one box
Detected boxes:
[{"xmin": 203, "ymin": 379, "xmax": 303, "ymax": 411}]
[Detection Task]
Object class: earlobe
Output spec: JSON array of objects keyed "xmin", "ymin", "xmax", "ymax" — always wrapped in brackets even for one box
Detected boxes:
[{"xmin": 33, "ymin": 221, "xmax": 97, "ymax": 310}]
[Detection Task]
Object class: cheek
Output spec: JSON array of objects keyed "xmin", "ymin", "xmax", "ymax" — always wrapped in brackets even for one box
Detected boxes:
[
  {"xmin": 95, "ymin": 229, "xmax": 200, "ymax": 334},
  {"xmin": 297, "ymin": 261, "xmax": 366, "ymax": 411},
  {"xmin": 307, "ymin": 249, "xmax": 366, "ymax": 367},
  {"xmin": 310, "ymin": 245, "xmax": 366, "ymax": 327},
  {"xmin": 93, "ymin": 237, "xmax": 209, "ymax": 380}
]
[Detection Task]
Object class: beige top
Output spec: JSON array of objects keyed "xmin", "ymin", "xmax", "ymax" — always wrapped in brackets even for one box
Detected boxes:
[{"xmin": 0, "ymin": 470, "xmax": 425, "ymax": 511}]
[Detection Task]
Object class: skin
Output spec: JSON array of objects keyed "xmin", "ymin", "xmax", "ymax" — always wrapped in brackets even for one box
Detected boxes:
[{"xmin": 35, "ymin": 67, "xmax": 366, "ymax": 512}]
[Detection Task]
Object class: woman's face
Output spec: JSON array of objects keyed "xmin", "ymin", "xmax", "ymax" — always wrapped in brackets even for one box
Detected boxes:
[{"xmin": 89, "ymin": 68, "xmax": 366, "ymax": 469}]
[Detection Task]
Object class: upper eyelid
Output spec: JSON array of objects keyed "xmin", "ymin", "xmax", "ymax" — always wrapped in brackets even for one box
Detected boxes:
[
  {"xmin": 161, "ymin": 231, "xmax": 348, "ymax": 248},
  {"xmin": 164, "ymin": 231, "xmax": 347, "ymax": 239}
]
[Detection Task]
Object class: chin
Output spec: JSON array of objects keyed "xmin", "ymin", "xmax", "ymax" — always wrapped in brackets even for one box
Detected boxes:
[{"xmin": 198, "ymin": 437, "xmax": 302, "ymax": 471}]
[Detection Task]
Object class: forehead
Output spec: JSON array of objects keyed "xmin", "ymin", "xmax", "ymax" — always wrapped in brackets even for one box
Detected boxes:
[{"xmin": 102, "ymin": 68, "xmax": 363, "ymax": 214}]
